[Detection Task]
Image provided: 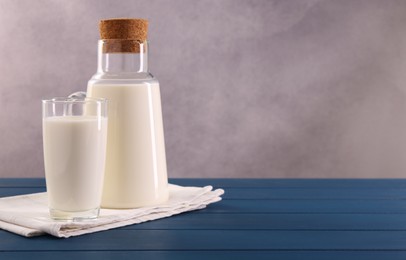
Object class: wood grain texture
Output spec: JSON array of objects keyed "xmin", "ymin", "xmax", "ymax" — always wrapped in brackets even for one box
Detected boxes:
[{"xmin": 1, "ymin": 178, "xmax": 406, "ymax": 259}]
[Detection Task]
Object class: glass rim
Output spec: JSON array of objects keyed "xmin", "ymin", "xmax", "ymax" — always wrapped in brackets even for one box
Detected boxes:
[{"xmin": 42, "ymin": 97, "xmax": 107, "ymax": 104}]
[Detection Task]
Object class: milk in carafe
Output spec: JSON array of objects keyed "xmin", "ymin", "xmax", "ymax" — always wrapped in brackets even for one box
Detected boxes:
[{"xmin": 87, "ymin": 18, "xmax": 168, "ymax": 208}]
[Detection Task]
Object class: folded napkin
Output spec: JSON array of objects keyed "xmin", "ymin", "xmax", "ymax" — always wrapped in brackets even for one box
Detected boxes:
[{"xmin": 0, "ymin": 184, "xmax": 224, "ymax": 238}]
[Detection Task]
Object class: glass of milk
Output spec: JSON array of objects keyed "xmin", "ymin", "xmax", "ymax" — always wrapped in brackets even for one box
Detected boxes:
[{"xmin": 42, "ymin": 97, "xmax": 108, "ymax": 221}]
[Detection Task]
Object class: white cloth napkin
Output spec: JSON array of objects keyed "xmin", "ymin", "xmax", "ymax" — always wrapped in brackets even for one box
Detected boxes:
[{"xmin": 0, "ymin": 184, "xmax": 224, "ymax": 238}]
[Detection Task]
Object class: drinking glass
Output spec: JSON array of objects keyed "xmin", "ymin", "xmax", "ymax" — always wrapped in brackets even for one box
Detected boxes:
[{"xmin": 42, "ymin": 97, "xmax": 107, "ymax": 220}]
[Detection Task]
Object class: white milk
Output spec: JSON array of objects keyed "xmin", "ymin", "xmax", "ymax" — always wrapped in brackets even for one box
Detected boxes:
[
  {"xmin": 87, "ymin": 82, "xmax": 168, "ymax": 208},
  {"xmin": 43, "ymin": 116, "xmax": 108, "ymax": 212}
]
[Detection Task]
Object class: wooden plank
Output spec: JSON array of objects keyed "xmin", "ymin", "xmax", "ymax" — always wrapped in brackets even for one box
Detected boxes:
[
  {"xmin": 2, "ymin": 193, "xmax": 406, "ymax": 214},
  {"xmin": 203, "ymin": 199, "xmax": 406, "ymax": 214},
  {"xmin": 121, "ymin": 212, "xmax": 406, "ymax": 231},
  {"xmin": 172, "ymin": 179, "xmax": 406, "ymax": 188},
  {"xmin": 0, "ymin": 179, "xmax": 45, "ymax": 188},
  {"xmin": 220, "ymin": 187, "xmax": 406, "ymax": 200},
  {"xmin": 4, "ymin": 186, "xmax": 406, "ymax": 200},
  {"xmin": 3, "ymin": 178, "xmax": 406, "ymax": 188},
  {"xmin": 2, "ymin": 251, "xmax": 406, "ymax": 260},
  {"xmin": 0, "ymin": 196, "xmax": 405, "ymax": 213},
  {"xmin": 0, "ymin": 188, "xmax": 45, "ymax": 197},
  {"xmin": 2, "ymin": 230, "xmax": 406, "ymax": 250}
]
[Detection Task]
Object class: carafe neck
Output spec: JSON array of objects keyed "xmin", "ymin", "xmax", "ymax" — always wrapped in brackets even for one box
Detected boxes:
[{"xmin": 97, "ymin": 40, "xmax": 148, "ymax": 74}]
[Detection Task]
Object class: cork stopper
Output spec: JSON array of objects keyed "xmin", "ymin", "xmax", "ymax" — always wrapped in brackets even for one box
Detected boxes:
[{"xmin": 99, "ymin": 18, "xmax": 148, "ymax": 53}]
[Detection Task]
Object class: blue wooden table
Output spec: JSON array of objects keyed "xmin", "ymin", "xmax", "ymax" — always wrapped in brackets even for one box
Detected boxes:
[{"xmin": 1, "ymin": 178, "xmax": 406, "ymax": 259}]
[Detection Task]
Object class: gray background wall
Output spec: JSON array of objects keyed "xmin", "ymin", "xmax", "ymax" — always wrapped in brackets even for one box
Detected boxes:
[{"xmin": 0, "ymin": 0, "xmax": 406, "ymax": 178}]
